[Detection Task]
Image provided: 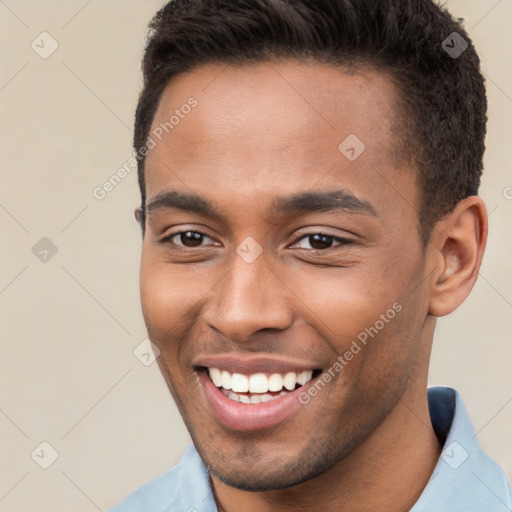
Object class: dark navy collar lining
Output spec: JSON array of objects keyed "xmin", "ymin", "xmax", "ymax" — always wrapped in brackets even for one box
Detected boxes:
[{"xmin": 428, "ymin": 386, "xmax": 456, "ymax": 446}]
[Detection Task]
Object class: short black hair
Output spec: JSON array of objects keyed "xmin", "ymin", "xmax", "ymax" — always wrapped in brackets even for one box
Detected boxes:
[{"xmin": 134, "ymin": 0, "xmax": 487, "ymax": 245}]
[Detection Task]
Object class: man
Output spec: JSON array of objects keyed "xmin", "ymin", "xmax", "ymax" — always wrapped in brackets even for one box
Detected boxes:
[{"xmin": 109, "ymin": 0, "xmax": 511, "ymax": 510}]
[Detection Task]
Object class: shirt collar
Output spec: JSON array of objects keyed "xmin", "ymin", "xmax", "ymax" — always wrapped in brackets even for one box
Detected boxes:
[
  {"xmin": 411, "ymin": 386, "xmax": 511, "ymax": 511},
  {"xmin": 174, "ymin": 386, "xmax": 511, "ymax": 512}
]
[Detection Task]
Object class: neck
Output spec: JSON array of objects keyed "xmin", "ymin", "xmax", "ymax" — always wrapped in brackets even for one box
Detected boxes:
[
  {"xmin": 212, "ymin": 388, "xmax": 441, "ymax": 512},
  {"xmin": 211, "ymin": 322, "xmax": 441, "ymax": 512}
]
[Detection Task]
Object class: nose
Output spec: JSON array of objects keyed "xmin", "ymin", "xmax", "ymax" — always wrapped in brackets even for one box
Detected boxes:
[{"xmin": 203, "ymin": 253, "xmax": 294, "ymax": 343}]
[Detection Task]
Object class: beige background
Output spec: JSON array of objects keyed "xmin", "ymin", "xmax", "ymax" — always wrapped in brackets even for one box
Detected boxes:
[{"xmin": 0, "ymin": 1, "xmax": 511, "ymax": 510}]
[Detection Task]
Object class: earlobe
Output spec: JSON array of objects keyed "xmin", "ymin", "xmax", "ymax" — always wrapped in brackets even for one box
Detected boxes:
[{"xmin": 428, "ymin": 197, "xmax": 488, "ymax": 317}]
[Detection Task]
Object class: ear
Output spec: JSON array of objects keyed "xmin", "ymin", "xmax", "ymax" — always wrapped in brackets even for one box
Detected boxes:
[
  {"xmin": 134, "ymin": 206, "xmax": 145, "ymax": 239},
  {"xmin": 134, "ymin": 207, "xmax": 143, "ymax": 225},
  {"xmin": 428, "ymin": 196, "xmax": 488, "ymax": 317}
]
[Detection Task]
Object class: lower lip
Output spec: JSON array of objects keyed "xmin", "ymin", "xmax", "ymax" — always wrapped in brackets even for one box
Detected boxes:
[{"xmin": 198, "ymin": 372, "xmax": 312, "ymax": 431}]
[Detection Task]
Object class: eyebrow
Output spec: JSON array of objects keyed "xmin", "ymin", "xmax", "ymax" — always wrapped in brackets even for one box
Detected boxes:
[
  {"xmin": 270, "ymin": 190, "xmax": 378, "ymax": 218},
  {"xmin": 147, "ymin": 190, "xmax": 220, "ymax": 218},
  {"xmin": 145, "ymin": 188, "xmax": 378, "ymax": 221}
]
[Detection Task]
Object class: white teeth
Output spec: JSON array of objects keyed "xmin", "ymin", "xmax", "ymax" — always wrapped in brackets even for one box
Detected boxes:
[
  {"xmin": 283, "ymin": 372, "xmax": 297, "ymax": 391},
  {"xmin": 221, "ymin": 388, "xmax": 301, "ymax": 404},
  {"xmin": 249, "ymin": 373, "xmax": 268, "ymax": 393},
  {"xmin": 208, "ymin": 367, "xmax": 315, "ymax": 397},
  {"xmin": 221, "ymin": 370, "xmax": 232, "ymax": 390},
  {"xmin": 297, "ymin": 370, "xmax": 313, "ymax": 385},
  {"xmin": 209, "ymin": 368, "xmax": 222, "ymax": 387},
  {"xmin": 231, "ymin": 373, "xmax": 249, "ymax": 393},
  {"xmin": 268, "ymin": 373, "xmax": 283, "ymax": 392}
]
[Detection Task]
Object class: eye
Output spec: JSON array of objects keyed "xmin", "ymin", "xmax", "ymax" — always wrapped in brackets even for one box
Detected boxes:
[
  {"xmin": 161, "ymin": 230, "xmax": 216, "ymax": 248},
  {"xmin": 292, "ymin": 233, "xmax": 353, "ymax": 250}
]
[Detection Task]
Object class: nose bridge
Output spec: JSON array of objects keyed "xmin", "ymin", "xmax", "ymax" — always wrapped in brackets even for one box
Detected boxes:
[{"xmin": 205, "ymin": 252, "xmax": 292, "ymax": 342}]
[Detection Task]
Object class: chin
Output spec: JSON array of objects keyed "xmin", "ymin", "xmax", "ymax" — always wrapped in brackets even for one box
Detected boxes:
[
  {"xmin": 208, "ymin": 465, "xmax": 318, "ymax": 492},
  {"xmin": 196, "ymin": 434, "xmax": 350, "ymax": 492}
]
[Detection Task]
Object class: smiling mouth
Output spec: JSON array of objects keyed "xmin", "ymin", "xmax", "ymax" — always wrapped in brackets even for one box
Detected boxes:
[{"xmin": 204, "ymin": 367, "xmax": 322, "ymax": 404}]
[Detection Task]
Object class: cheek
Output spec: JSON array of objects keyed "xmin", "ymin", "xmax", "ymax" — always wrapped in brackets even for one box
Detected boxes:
[
  {"xmin": 287, "ymin": 261, "xmax": 421, "ymax": 383},
  {"xmin": 139, "ymin": 256, "xmax": 199, "ymax": 343},
  {"xmin": 140, "ymin": 266, "xmax": 173, "ymax": 336},
  {"xmin": 139, "ymin": 261, "xmax": 204, "ymax": 395},
  {"xmin": 288, "ymin": 268, "xmax": 396, "ymax": 344}
]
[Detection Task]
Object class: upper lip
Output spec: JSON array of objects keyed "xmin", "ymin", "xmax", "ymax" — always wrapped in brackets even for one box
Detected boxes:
[{"xmin": 193, "ymin": 354, "xmax": 320, "ymax": 374}]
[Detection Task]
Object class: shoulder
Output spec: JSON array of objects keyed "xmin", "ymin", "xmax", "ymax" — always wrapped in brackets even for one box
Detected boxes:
[
  {"xmin": 107, "ymin": 462, "xmax": 183, "ymax": 512},
  {"xmin": 107, "ymin": 444, "xmax": 214, "ymax": 512},
  {"xmin": 413, "ymin": 387, "xmax": 512, "ymax": 511}
]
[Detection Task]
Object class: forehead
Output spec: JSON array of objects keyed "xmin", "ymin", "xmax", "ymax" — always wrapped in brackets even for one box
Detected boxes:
[{"xmin": 145, "ymin": 60, "xmax": 413, "ymax": 219}]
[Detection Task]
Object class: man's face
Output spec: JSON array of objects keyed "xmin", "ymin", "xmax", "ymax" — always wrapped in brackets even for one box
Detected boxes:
[{"xmin": 139, "ymin": 61, "xmax": 432, "ymax": 490}]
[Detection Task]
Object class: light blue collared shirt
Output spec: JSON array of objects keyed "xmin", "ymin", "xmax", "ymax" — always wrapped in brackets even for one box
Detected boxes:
[{"xmin": 108, "ymin": 387, "xmax": 512, "ymax": 511}]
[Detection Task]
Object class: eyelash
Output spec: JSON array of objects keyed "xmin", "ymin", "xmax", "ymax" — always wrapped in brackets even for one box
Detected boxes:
[
  {"xmin": 160, "ymin": 229, "xmax": 214, "ymax": 248},
  {"xmin": 292, "ymin": 232, "xmax": 354, "ymax": 250},
  {"xmin": 159, "ymin": 230, "xmax": 353, "ymax": 251}
]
